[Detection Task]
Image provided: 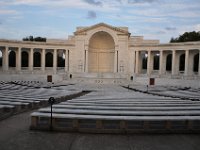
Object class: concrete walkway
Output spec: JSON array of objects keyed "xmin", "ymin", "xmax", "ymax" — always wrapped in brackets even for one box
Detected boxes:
[{"xmin": 0, "ymin": 110, "xmax": 200, "ymax": 150}]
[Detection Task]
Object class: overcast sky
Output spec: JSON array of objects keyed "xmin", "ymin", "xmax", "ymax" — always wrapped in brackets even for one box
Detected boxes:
[{"xmin": 0, "ymin": 0, "xmax": 200, "ymax": 43}]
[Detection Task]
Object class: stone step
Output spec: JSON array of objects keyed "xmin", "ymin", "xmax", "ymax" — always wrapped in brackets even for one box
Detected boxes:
[
  {"xmin": 66, "ymin": 101, "xmax": 199, "ymax": 104},
  {"xmin": 30, "ymin": 112, "xmax": 200, "ymax": 133},
  {"xmin": 38, "ymin": 108, "xmax": 200, "ymax": 116},
  {"xmin": 53, "ymin": 104, "xmax": 200, "ymax": 110}
]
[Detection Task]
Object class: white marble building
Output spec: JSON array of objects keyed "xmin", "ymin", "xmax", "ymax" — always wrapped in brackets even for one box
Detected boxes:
[{"xmin": 0, "ymin": 23, "xmax": 200, "ymax": 87}]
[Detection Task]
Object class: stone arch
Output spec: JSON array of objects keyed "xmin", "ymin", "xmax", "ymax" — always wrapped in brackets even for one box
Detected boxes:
[
  {"xmin": 193, "ymin": 53, "xmax": 199, "ymax": 72},
  {"xmin": 88, "ymin": 31, "xmax": 115, "ymax": 73},
  {"xmin": 45, "ymin": 52, "xmax": 53, "ymax": 67},
  {"xmin": 9, "ymin": 50, "xmax": 16, "ymax": 67},
  {"xmin": 21, "ymin": 51, "xmax": 29, "ymax": 67},
  {"xmin": 34, "ymin": 51, "xmax": 41, "ymax": 67},
  {"xmin": 179, "ymin": 53, "xmax": 185, "ymax": 71},
  {"xmin": 166, "ymin": 54, "xmax": 172, "ymax": 71},
  {"xmin": 86, "ymin": 27, "xmax": 118, "ymax": 46}
]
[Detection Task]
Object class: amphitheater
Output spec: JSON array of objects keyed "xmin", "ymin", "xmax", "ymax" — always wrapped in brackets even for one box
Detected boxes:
[{"xmin": 0, "ymin": 23, "xmax": 200, "ymax": 136}]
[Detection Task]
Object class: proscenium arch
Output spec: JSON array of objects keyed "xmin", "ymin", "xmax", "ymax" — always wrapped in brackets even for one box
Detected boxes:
[{"xmin": 88, "ymin": 31, "xmax": 115, "ymax": 73}]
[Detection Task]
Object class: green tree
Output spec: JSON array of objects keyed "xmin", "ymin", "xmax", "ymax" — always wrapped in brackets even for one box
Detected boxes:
[
  {"xmin": 22, "ymin": 36, "xmax": 46, "ymax": 42},
  {"xmin": 170, "ymin": 31, "xmax": 200, "ymax": 43}
]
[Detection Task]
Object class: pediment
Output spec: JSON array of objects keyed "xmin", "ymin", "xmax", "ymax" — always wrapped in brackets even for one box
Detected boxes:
[{"xmin": 74, "ymin": 23, "xmax": 130, "ymax": 36}]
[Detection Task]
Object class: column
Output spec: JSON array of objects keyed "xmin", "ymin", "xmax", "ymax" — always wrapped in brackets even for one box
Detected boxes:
[
  {"xmin": 3, "ymin": 46, "xmax": 9, "ymax": 71},
  {"xmin": 16, "ymin": 47, "xmax": 21, "ymax": 71},
  {"xmin": 172, "ymin": 50, "xmax": 176, "ymax": 75},
  {"xmin": 41, "ymin": 49, "xmax": 45, "ymax": 71},
  {"xmin": 29, "ymin": 48, "xmax": 33, "ymax": 71},
  {"xmin": 85, "ymin": 50, "xmax": 88, "ymax": 72},
  {"xmin": 159, "ymin": 50, "xmax": 163, "ymax": 75},
  {"xmin": 184, "ymin": 50, "xmax": 189, "ymax": 76},
  {"xmin": 198, "ymin": 50, "xmax": 200, "ymax": 76},
  {"xmin": 53, "ymin": 49, "xmax": 57, "ymax": 72},
  {"xmin": 131, "ymin": 50, "xmax": 135, "ymax": 74},
  {"xmin": 64, "ymin": 50, "xmax": 68, "ymax": 72},
  {"xmin": 135, "ymin": 50, "xmax": 139, "ymax": 74},
  {"xmin": 147, "ymin": 50, "xmax": 151, "ymax": 75},
  {"xmin": 114, "ymin": 49, "xmax": 118, "ymax": 73}
]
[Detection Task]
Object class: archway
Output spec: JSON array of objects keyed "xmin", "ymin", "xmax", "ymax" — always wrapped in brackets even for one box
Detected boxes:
[
  {"xmin": 153, "ymin": 54, "xmax": 160, "ymax": 70},
  {"xmin": 57, "ymin": 50, "xmax": 65, "ymax": 67},
  {"xmin": 166, "ymin": 54, "xmax": 172, "ymax": 71},
  {"xmin": 45, "ymin": 52, "xmax": 53, "ymax": 67},
  {"xmin": 88, "ymin": 31, "xmax": 115, "ymax": 73},
  {"xmin": 193, "ymin": 53, "xmax": 199, "ymax": 72},
  {"xmin": 179, "ymin": 54, "xmax": 185, "ymax": 71},
  {"xmin": 9, "ymin": 50, "xmax": 16, "ymax": 67},
  {"xmin": 34, "ymin": 52, "xmax": 41, "ymax": 67},
  {"xmin": 0, "ymin": 50, "xmax": 2, "ymax": 67},
  {"xmin": 142, "ymin": 52, "xmax": 147, "ymax": 70},
  {"xmin": 21, "ymin": 51, "xmax": 29, "ymax": 67}
]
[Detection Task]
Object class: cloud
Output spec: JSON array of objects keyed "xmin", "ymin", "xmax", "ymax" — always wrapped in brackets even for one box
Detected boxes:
[
  {"xmin": 0, "ymin": 9, "xmax": 18, "ymax": 15},
  {"xmin": 194, "ymin": 24, "xmax": 200, "ymax": 31},
  {"xmin": 156, "ymin": 31, "xmax": 166, "ymax": 34},
  {"xmin": 128, "ymin": 0, "xmax": 158, "ymax": 4},
  {"xmin": 87, "ymin": 10, "xmax": 97, "ymax": 19},
  {"xmin": 83, "ymin": 0, "xmax": 102, "ymax": 6},
  {"xmin": 165, "ymin": 27, "xmax": 177, "ymax": 31}
]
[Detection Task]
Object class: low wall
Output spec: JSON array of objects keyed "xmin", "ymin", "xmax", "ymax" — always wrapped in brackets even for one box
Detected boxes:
[
  {"xmin": 0, "ymin": 73, "xmax": 65, "ymax": 82},
  {"xmin": 135, "ymin": 77, "xmax": 200, "ymax": 88}
]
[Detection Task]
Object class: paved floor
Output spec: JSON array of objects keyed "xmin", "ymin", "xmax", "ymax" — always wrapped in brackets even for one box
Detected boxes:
[{"xmin": 0, "ymin": 110, "xmax": 200, "ymax": 150}]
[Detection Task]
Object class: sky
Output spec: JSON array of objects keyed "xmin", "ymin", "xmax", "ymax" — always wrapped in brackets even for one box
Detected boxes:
[{"xmin": 0, "ymin": 0, "xmax": 200, "ymax": 43}]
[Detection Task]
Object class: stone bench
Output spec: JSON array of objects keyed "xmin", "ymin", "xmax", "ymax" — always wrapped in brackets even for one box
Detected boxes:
[
  {"xmin": 0, "ymin": 98, "xmax": 41, "ymax": 108},
  {"xmin": 37, "ymin": 108, "xmax": 200, "ymax": 116},
  {"xmin": 30, "ymin": 112, "xmax": 200, "ymax": 133},
  {"xmin": 0, "ymin": 104, "xmax": 15, "ymax": 120},
  {"xmin": 52, "ymin": 104, "xmax": 200, "ymax": 111}
]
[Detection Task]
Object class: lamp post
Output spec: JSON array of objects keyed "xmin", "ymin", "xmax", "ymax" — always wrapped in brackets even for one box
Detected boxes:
[{"xmin": 48, "ymin": 97, "xmax": 55, "ymax": 131}]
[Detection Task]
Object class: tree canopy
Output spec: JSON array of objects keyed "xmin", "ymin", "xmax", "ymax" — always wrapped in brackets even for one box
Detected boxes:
[
  {"xmin": 170, "ymin": 31, "xmax": 200, "ymax": 43},
  {"xmin": 23, "ymin": 36, "xmax": 46, "ymax": 42}
]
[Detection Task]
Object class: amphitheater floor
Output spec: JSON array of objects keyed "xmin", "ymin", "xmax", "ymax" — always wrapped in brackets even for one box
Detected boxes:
[{"xmin": 0, "ymin": 110, "xmax": 200, "ymax": 150}]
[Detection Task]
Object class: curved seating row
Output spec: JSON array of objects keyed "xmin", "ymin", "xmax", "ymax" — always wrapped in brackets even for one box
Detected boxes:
[{"xmin": 30, "ymin": 84, "xmax": 200, "ymax": 133}]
